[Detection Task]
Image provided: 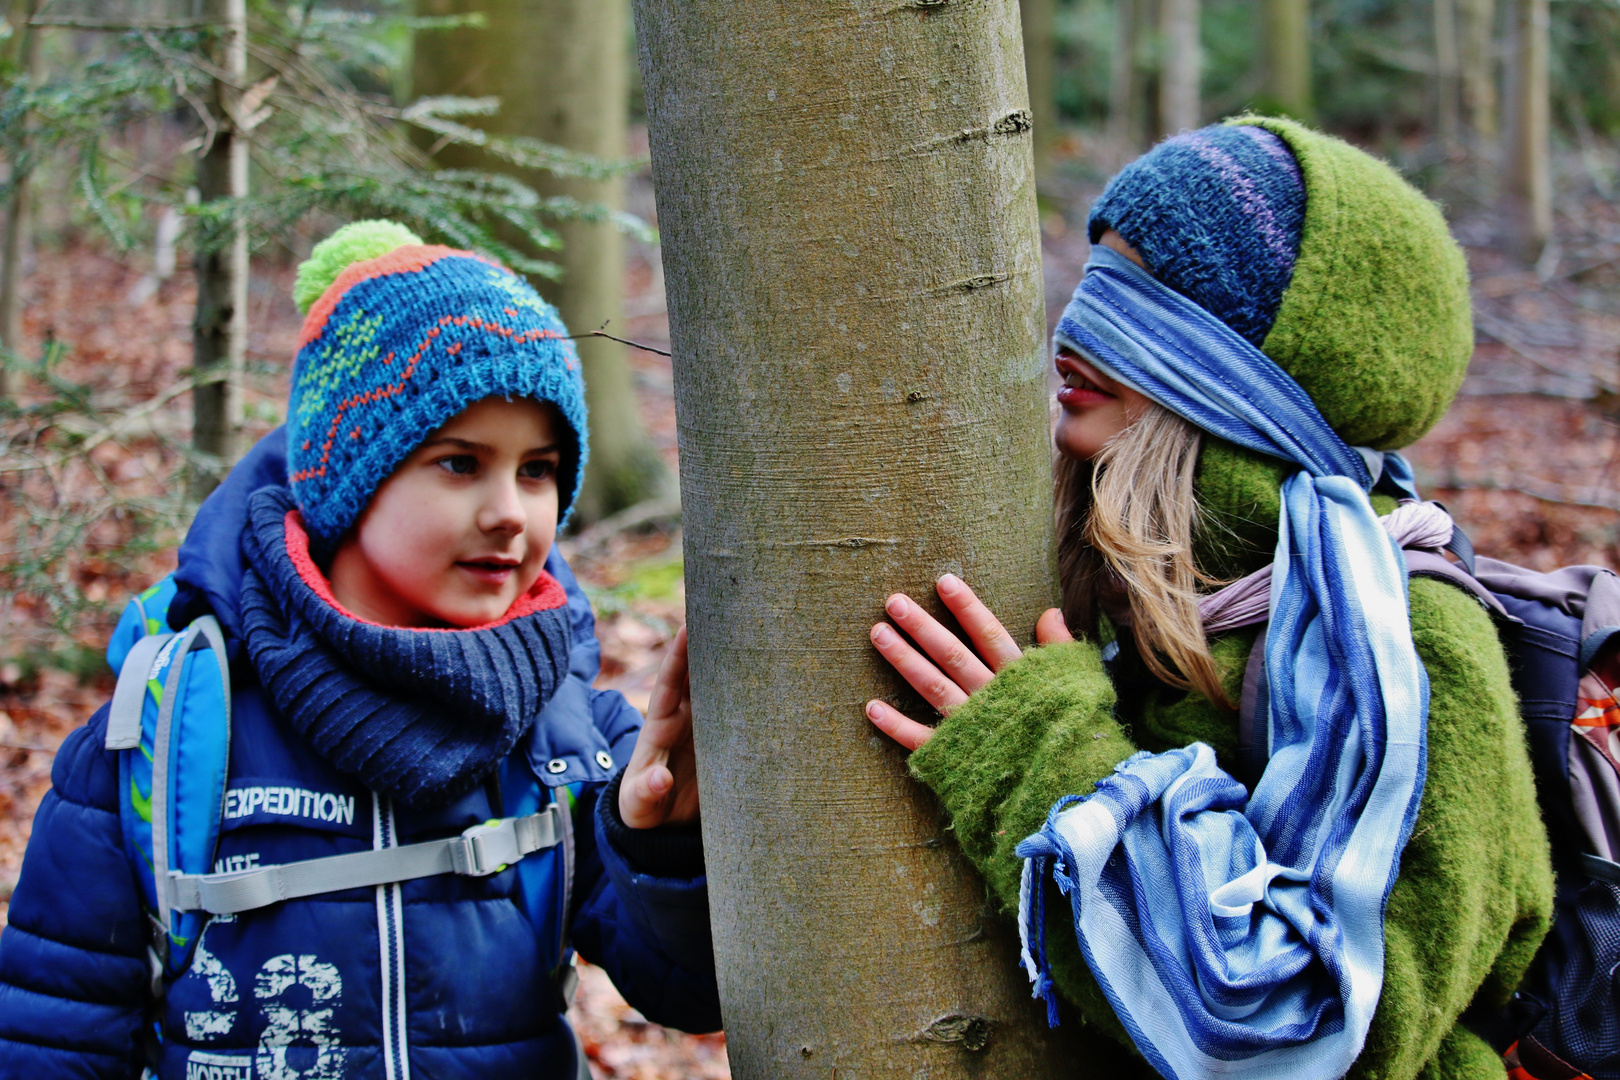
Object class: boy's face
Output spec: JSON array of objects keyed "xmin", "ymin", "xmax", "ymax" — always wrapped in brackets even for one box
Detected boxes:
[{"xmin": 327, "ymin": 396, "xmax": 565, "ymax": 628}]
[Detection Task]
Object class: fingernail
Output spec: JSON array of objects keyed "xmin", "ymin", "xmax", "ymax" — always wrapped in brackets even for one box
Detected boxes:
[
  {"xmin": 871, "ymin": 623, "xmax": 893, "ymax": 645},
  {"xmin": 885, "ymin": 594, "xmax": 908, "ymax": 617},
  {"xmin": 865, "ymin": 700, "xmax": 881, "ymax": 720},
  {"xmin": 938, "ymin": 573, "xmax": 962, "ymax": 593}
]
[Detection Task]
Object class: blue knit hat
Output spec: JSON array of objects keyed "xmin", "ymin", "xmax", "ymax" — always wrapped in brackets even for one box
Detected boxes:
[
  {"xmin": 1087, "ymin": 124, "xmax": 1306, "ymax": 347},
  {"xmin": 286, "ymin": 221, "xmax": 588, "ymax": 553}
]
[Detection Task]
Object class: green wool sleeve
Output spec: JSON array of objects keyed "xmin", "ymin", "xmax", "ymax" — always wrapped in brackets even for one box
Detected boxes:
[
  {"xmin": 907, "ymin": 640, "xmax": 1131, "ymax": 915},
  {"xmin": 1350, "ymin": 577, "xmax": 1554, "ymax": 1080}
]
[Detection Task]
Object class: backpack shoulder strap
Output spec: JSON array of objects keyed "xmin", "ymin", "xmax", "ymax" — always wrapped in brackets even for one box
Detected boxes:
[
  {"xmin": 106, "ymin": 631, "xmax": 174, "ymax": 751},
  {"xmin": 1403, "ymin": 550, "xmax": 1512, "ymax": 620}
]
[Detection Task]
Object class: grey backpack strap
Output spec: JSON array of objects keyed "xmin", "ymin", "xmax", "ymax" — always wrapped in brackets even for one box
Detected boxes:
[
  {"xmin": 168, "ymin": 804, "xmax": 565, "ymax": 916},
  {"xmin": 149, "ymin": 616, "xmax": 231, "ymax": 931},
  {"xmin": 1404, "ymin": 550, "xmax": 1511, "ymax": 620},
  {"xmin": 106, "ymin": 632, "xmax": 175, "ymax": 751}
]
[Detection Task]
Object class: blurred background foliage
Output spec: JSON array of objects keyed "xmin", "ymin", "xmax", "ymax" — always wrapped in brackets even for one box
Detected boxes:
[{"xmin": 1049, "ymin": 0, "xmax": 1620, "ymax": 146}]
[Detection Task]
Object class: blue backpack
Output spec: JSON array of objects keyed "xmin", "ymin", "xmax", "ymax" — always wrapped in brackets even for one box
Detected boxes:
[
  {"xmin": 102, "ymin": 575, "xmax": 581, "ymax": 1007},
  {"xmin": 1233, "ymin": 535, "xmax": 1620, "ymax": 1080}
]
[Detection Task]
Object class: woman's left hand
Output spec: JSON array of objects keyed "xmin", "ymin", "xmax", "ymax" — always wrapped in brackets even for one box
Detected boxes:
[{"xmin": 866, "ymin": 574, "xmax": 1073, "ymax": 751}]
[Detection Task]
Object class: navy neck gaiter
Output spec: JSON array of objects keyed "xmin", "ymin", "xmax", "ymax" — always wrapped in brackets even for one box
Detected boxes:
[{"xmin": 239, "ymin": 487, "xmax": 573, "ymax": 807}]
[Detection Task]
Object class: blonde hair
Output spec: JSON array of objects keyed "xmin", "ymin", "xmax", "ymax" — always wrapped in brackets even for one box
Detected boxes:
[{"xmin": 1056, "ymin": 402, "xmax": 1232, "ymax": 709}]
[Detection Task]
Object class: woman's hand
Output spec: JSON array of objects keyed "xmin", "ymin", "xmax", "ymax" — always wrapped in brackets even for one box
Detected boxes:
[
  {"xmin": 866, "ymin": 574, "xmax": 1073, "ymax": 751},
  {"xmin": 619, "ymin": 627, "xmax": 701, "ymax": 828}
]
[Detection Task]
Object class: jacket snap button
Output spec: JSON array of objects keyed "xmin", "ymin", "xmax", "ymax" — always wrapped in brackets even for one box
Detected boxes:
[
  {"xmin": 546, "ymin": 758, "xmax": 568, "ymax": 774},
  {"xmin": 594, "ymin": 751, "xmax": 614, "ymax": 770}
]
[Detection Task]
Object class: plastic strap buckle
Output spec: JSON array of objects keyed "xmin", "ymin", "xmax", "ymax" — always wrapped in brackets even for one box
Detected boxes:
[{"xmin": 449, "ymin": 805, "xmax": 559, "ymax": 876}]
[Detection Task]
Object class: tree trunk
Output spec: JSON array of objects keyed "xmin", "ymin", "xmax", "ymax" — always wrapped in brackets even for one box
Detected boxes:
[
  {"xmin": 1261, "ymin": 0, "xmax": 1312, "ymax": 121},
  {"xmin": 1502, "ymin": 0, "xmax": 1549, "ymax": 260},
  {"xmin": 413, "ymin": 0, "xmax": 669, "ymax": 525},
  {"xmin": 1021, "ymin": 0, "xmax": 1057, "ymax": 178},
  {"xmin": 1459, "ymin": 0, "xmax": 1497, "ymax": 140},
  {"xmin": 1160, "ymin": 0, "xmax": 1201, "ymax": 135},
  {"xmin": 192, "ymin": 0, "xmax": 247, "ymax": 489},
  {"xmin": 1110, "ymin": 0, "xmax": 1143, "ymax": 160},
  {"xmin": 632, "ymin": 1, "xmax": 1079, "ymax": 1076},
  {"xmin": 1434, "ymin": 0, "xmax": 1461, "ymax": 148},
  {"xmin": 0, "ymin": 0, "xmax": 42, "ymax": 402}
]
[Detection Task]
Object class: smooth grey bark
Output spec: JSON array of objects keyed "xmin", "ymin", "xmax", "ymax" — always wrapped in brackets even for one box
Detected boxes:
[
  {"xmin": 191, "ymin": 0, "xmax": 247, "ymax": 487},
  {"xmin": 1503, "ymin": 0, "xmax": 1550, "ymax": 260},
  {"xmin": 413, "ymin": 0, "xmax": 668, "ymax": 525},
  {"xmin": 1110, "ymin": 0, "xmax": 1143, "ymax": 159},
  {"xmin": 1262, "ymin": 0, "xmax": 1312, "ymax": 121},
  {"xmin": 1460, "ymin": 0, "xmax": 1497, "ymax": 140},
  {"xmin": 1160, "ymin": 0, "xmax": 1201, "ymax": 135},
  {"xmin": 632, "ymin": 1, "xmax": 1077, "ymax": 1075},
  {"xmin": 0, "ymin": 0, "xmax": 41, "ymax": 401},
  {"xmin": 1021, "ymin": 0, "xmax": 1057, "ymax": 178},
  {"xmin": 1434, "ymin": 0, "xmax": 1461, "ymax": 148}
]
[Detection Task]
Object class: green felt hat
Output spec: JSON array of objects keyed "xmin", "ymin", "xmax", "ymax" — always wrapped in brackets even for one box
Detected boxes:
[
  {"xmin": 1239, "ymin": 116, "xmax": 1473, "ymax": 450},
  {"xmin": 1190, "ymin": 119, "xmax": 1473, "ymax": 576}
]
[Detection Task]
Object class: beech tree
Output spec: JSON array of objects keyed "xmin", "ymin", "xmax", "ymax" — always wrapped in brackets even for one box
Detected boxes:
[
  {"xmin": 1460, "ymin": 0, "xmax": 1498, "ymax": 140},
  {"xmin": 1262, "ymin": 0, "xmax": 1312, "ymax": 121},
  {"xmin": 191, "ymin": 0, "xmax": 248, "ymax": 476},
  {"xmin": 631, "ymin": 0, "xmax": 1079, "ymax": 1075},
  {"xmin": 1021, "ymin": 0, "xmax": 1057, "ymax": 177},
  {"xmin": 1504, "ymin": 0, "xmax": 1551, "ymax": 260},
  {"xmin": 1161, "ymin": 0, "xmax": 1201, "ymax": 134}
]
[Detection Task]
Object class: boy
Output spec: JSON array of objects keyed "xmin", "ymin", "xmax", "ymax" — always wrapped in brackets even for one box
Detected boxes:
[{"xmin": 0, "ymin": 222, "xmax": 714, "ymax": 1078}]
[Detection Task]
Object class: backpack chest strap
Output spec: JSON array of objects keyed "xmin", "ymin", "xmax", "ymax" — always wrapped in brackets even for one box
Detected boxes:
[{"xmin": 168, "ymin": 802, "xmax": 565, "ymax": 915}]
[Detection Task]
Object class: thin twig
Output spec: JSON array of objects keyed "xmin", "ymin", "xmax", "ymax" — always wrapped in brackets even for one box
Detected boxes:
[{"xmin": 565, "ymin": 320, "xmax": 672, "ymax": 357}]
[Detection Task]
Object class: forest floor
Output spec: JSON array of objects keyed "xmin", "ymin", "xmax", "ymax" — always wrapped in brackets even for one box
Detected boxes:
[{"xmin": 2, "ymin": 141, "xmax": 1619, "ymax": 1077}]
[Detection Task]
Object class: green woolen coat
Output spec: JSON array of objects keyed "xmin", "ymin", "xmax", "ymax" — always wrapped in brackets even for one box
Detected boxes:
[{"xmin": 909, "ymin": 468, "xmax": 1554, "ymax": 1079}]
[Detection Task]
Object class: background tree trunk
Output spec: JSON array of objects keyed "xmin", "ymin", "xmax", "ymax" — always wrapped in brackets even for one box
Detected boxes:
[
  {"xmin": 1434, "ymin": 0, "xmax": 1461, "ymax": 148},
  {"xmin": 1459, "ymin": 0, "xmax": 1497, "ymax": 141},
  {"xmin": 1261, "ymin": 0, "xmax": 1312, "ymax": 121},
  {"xmin": 1503, "ymin": 0, "xmax": 1550, "ymax": 260},
  {"xmin": 1110, "ymin": 0, "xmax": 1143, "ymax": 160},
  {"xmin": 1021, "ymin": 0, "xmax": 1057, "ymax": 179},
  {"xmin": 191, "ymin": 0, "xmax": 247, "ymax": 489},
  {"xmin": 413, "ymin": 0, "xmax": 669, "ymax": 524},
  {"xmin": 631, "ymin": 1, "xmax": 1082, "ymax": 1075},
  {"xmin": 0, "ymin": 0, "xmax": 42, "ymax": 401},
  {"xmin": 1160, "ymin": 0, "xmax": 1201, "ymax": 135}
]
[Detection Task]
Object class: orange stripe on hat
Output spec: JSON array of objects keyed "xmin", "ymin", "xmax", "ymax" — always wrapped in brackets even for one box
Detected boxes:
[{"xmin": 297, "ymin": 244, "xmax": 503, "ymax": 348}]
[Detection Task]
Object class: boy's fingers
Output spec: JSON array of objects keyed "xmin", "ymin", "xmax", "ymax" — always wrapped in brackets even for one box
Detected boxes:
[
  {"xmin": 646, "ymin": 627, "xmax": 690, "ymax": 723},
  {"xmin": 1036, "ymin": 607, "xmax": 1075, "ymax": 645},
  {"xmin": 620, "ymin": 764, "xmax": 674, "ymax": 829},
  {"xmin": 865, "ymin": 699, "xmax": 936, "ymax": 751},
  {"xmin": 882, "ymin": 593, "xmax": 996, "ymax": 694},
  {"xmin": 936, "ymin": 574, "xmax": 1023, "ymax": 672},
  {"xmin": 870, "ymin": 622, "xmax": 969, "ymax": 714}
]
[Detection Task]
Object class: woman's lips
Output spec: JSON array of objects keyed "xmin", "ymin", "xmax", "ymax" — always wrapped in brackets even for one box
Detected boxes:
[{"xmin": 1055, "ymin": 352, "xmax": 1117, "ymax": 410}]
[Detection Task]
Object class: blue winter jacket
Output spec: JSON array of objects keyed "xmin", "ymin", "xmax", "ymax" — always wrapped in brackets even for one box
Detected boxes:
[{"xmin": 0, "ymin": 428, "xmax": 721, "ymax": 1078}]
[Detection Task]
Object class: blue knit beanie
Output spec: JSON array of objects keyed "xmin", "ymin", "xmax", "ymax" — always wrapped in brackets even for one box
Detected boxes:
[
  {"xmin": 286, "ymin": 221, "xmax": 588, "ymax": 554},
  {"xmin": 1087, "ymin": 124, "xmax": 1306, "ymax": 347}
]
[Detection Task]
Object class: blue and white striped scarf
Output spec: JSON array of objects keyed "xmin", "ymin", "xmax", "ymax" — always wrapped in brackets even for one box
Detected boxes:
[{"xmin": 1017, "ymin": 245, "xmax": 1429, "ymax": 1080}]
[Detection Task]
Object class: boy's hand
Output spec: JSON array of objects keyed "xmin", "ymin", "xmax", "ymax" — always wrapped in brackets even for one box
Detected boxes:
[
  {"xmin": 619, "ymin": 627, "xmax": 701, "ymax": 829},
  {"xmin": 866, "ymin": 574, "xmax": 1073, "ymax": 751}
]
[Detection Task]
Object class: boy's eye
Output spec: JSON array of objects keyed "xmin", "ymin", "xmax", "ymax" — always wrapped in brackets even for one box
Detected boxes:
[
  {"xmin": 437, "ymin": 454, "xmax": 478, "ymax": 476},
  {"xmin": 520, "ymin": 458, "xmax": 557, "ymax": 481}
]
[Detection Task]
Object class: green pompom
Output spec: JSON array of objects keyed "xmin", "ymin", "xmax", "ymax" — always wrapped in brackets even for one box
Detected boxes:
[{"xmin": 292, "ymin": 220, "xmax": 423, "ymax": 314}]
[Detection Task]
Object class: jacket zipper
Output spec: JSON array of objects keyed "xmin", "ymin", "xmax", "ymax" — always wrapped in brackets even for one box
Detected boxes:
[{"xmin": 373, "ymin": 792, "xmax": 410, "ymax": 1080}]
